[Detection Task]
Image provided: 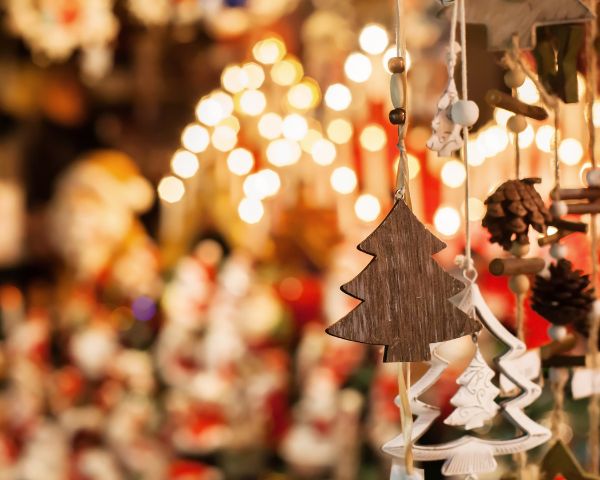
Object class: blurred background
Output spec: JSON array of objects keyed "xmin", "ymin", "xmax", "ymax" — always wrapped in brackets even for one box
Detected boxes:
[{"xmin": 0, "ymin": 0, "xmax": 596, "ymax": 478}]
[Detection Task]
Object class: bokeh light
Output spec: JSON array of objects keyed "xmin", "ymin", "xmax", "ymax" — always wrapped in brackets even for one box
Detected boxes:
[
  {"xmin": 324, "ymin": 83, "xmax": 352, "ymax": 111},
  {"xmin": 359, "ymin": 24, "xmax": 389, "ymax": 55},
  {"xmin": 288, "ymin": 79, "xmax": 320, "ymax": 110},
  {"xmin": 195, "ymin": 97, "xmax": 223, "ymax": 126},
  {"xmin": 252, "ymin": 37, "xmax": 286, "ymax": 65},
  {"xmin": 239, "ymin": 90, "xmax": 267, "ymax": 116},
  {"xmin": 300, "ymin": 129, "xmax": 323, "ymax": 153},
  {"xmin": 211, "ymin": 125, "xmax": 237, "ymax": 152},
  {"xmin": 258, "ymin": 113, "xmax": 283, "ymax": 140},
  {"xmin": 517, "ymin": 124, "xmax": 535, "ymax": 148},
  {"xmin": 535, "ymin": 125, "xmax": 555, "ymax": 153},
  {"xmin": 327, "ymin": 118, "xmax": 353, "ymax": 144},
  {"xmin": 311, "ymin": 139, "xmax": 337, "ymax": 166},
  {"xmin": 559, "ymin": 138, "xmax": 584, "ymax": 166},
  {"xmin": 271, "ymin": 57, "xmax": 303, "ymax": 86},
  {"xmin": 181, "ymin": 124, "xmax": 209, "ymax": 153},
  {"xmin": 344, "ymin": 53, "xmax": 372, "ymax": 83},
  {"xmin": 355, "ymin": 194, "xmax": 381, "ymax": 222},
  {"xmin": 242, "ymin": 62, "xmax": 265, "ymax": 89},
  {"xmin": 441, "ymin": 160, "xmax": 466, "ymax": 188},
  {"xmin": 282, "ymin": 114, "xmax": 308, "ymax": 141},
  {"xmin": 227, "ymin": 148, "xmax": 254, "ymax": 176},
  {"xmin": 517, "ymin": 77, "xmax": 540, "ymax": 104},
  {"xmin": 171, "ymin": 150, "xmax": 199, "ymax": 179},
  {"xmin": 330, "ymin": 167, "xmax": 357, "ymax": 194},
  {"xmin": 243, "ymin": 170, "xmax": 281, "ymax": 199},
  {"xmin": 434, "ymin": 206, "xmax": 460, "ymax": 236},
  {"xmin": 158, "ymin": 176, "xmax": 185, "ymax": 203},
  {"xmin": 359, "ymin": 124, "xmax": 387, "ymax": 152},
  {"xmin": 238, "ymin": 197, "xmax": 264, "ymax": 224},
  {"xmin": 221, "ymin": 65, "xmax": 248, "ymax": 93},
  {"xmin": 211, "ymin": 91, "xmax": 234, "ymax": 117},
  {"xmin": 266, "ymin": 139, "xmax": 301, "ymax": 167}
]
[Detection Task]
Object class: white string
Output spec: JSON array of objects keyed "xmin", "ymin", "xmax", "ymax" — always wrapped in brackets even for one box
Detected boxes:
[
  {"xmin": 394, "ymin": 0, "xmax": 411, "ymax": 207},
  {"xmin": 393, "ymin": 0, "xmax": 414, "ymax": 475},
  {"xmin": 457, "ymin": 0, "xmax": 473, "ymax": 275}
]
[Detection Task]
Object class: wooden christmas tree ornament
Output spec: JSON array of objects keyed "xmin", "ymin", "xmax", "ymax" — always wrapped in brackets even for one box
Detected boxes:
[
  {"xmin": 326, "ymin": 200, "xmax": 481, "ymax": 363},
  {"xmin": 463, "ymin": 0, "xmax": 594, "ymax": 51}
]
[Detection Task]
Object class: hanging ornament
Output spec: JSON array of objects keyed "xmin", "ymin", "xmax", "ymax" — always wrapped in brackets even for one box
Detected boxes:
[
  {"xmin": 426, "ymin": 42, "xmax": 464, "ymax": 156},
  {"xmin": 325, "ymin": 200, "xmax": 481, "ymax": 363},
  {"xmin": 6, "ymin": 0, "xmax": 119, "ymax": 80},
  {"xmin": 444, "ymin": 344, "xmax": 500, "ymax": 430},
  {"xmin": 383, "ymin": 282, "xmax": 551, "ymax": 476},
  {"xmin": 482, "ymin": 178, "xmax": 552, "ymax": 251},
  {"xmin": 532, "ymin": 259, "xmax": 595, "ymax": 327},
  {"xmin": 463, "ymin": 0, "xmax": 593, "ymax": 51}
]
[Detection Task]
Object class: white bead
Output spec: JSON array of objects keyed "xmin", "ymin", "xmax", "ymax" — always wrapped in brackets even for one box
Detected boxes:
[
  {"xmin": 390, "ymin": 73, "xmax": 405, "ymax": 108},
  {"xmin": 548, "ymin": 325, "xmax": 568, "ymax": 341},
  {"xmin": 451, "ymin": 100, "xmax": 479, "ymax": 127},
  {"xmin": 504, "ymin": 68, "xmax": 526, "ymax": 89},
  {"xmin": 586, "ymin": 168, "xmax": 600, "ymax": 187},
  {"xmin": 550, "ymin": 243, "xmax": 567, "ymax": 259},
  {"xmin": 507, "ymin": 114, "xmax": 527, "ymax": 133},
  {"xmin": 550, "ymin": 201, "xmax": 568, "ymax": 218}
]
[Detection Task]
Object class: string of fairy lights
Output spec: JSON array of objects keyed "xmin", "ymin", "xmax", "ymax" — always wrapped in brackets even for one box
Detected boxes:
[{"xmin": 156, "ymin": 23, "xmax": 598, "ymax": 243}]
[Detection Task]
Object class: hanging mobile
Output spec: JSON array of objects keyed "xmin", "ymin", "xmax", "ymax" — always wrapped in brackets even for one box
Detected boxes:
[{"xmin": 385, "ymin": 0, "xmax": 551, "ymax": 477}]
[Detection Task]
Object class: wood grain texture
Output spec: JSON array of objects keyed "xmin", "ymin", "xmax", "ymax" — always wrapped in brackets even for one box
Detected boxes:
[
  {"xmin": 541, "ymin": 440, "xmax": 600, "ymax": 480},
  {"xmin": 464, "ymin": 0, "xmax": 594, "ymax": 51},
  {"xmin": 488, "ymin": 257, "xmax": 545, "ymax": 276},
  {"xmin": 485, "ymin": 90, "xmax": 548, "ymax": 120},
  {"xmin": 325, "ymin": 200, "xmax": 480, "ymax": 363}
]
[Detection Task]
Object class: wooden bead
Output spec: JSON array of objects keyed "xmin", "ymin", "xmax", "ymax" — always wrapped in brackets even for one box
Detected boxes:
[
  {"xmin": 507, "ymin": 114, "xmax": 527, "ymax": 133},
  {"xmin": 509, "ymin": 274, "xmax": 530, "ymax": 294},
  {"xmin": 550, "ymin": 201, "xmax": 568, "ymax": 218},
  {"xmin": 550, "ymin": 243, "xmax": 567, "ymax": 259},
  {"xmin": 388, "ymin": 57, "xmax": 405, "ymax": 74},
  {"xmin": 510, "ymin": 241, "xmax": 530, "ymax": 257},
  {"xmin": 504, "ymin": 68, "xmax": 526, "ymax": 89},
  {"xmin": 389, "ymin": 108, "xmax": 406, "ymax": 125},
  {"xmin": 586, "ymin": 168, "xmax": 600, "ymax": 187},
  {"xmin": 450, "ymin": 100, "xmax": 479, "ymax": 127},
  {"xmin": 390, "ymin": 73, "xmax": 405, "ymax": 108}
]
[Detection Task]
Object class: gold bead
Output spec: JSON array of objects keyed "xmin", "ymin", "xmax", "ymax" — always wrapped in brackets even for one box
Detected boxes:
[{"xmin": 388, "ymin": 57, "xmax": 405, "ymax": 74}]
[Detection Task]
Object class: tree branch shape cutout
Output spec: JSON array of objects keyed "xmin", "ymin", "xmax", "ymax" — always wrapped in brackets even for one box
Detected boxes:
[{"xmin": 326, "ymin": 200, "xmax": 480, "ymax": 363}]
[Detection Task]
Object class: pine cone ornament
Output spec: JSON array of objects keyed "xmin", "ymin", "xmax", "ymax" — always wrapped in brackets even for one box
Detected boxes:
[
  {"xmin": 482, "ymin": 178, "xmax": 552, "ymax": 251},
  {"xmin": 531, "ymin": 259, "xmax": 595, "ymax": 326}
]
